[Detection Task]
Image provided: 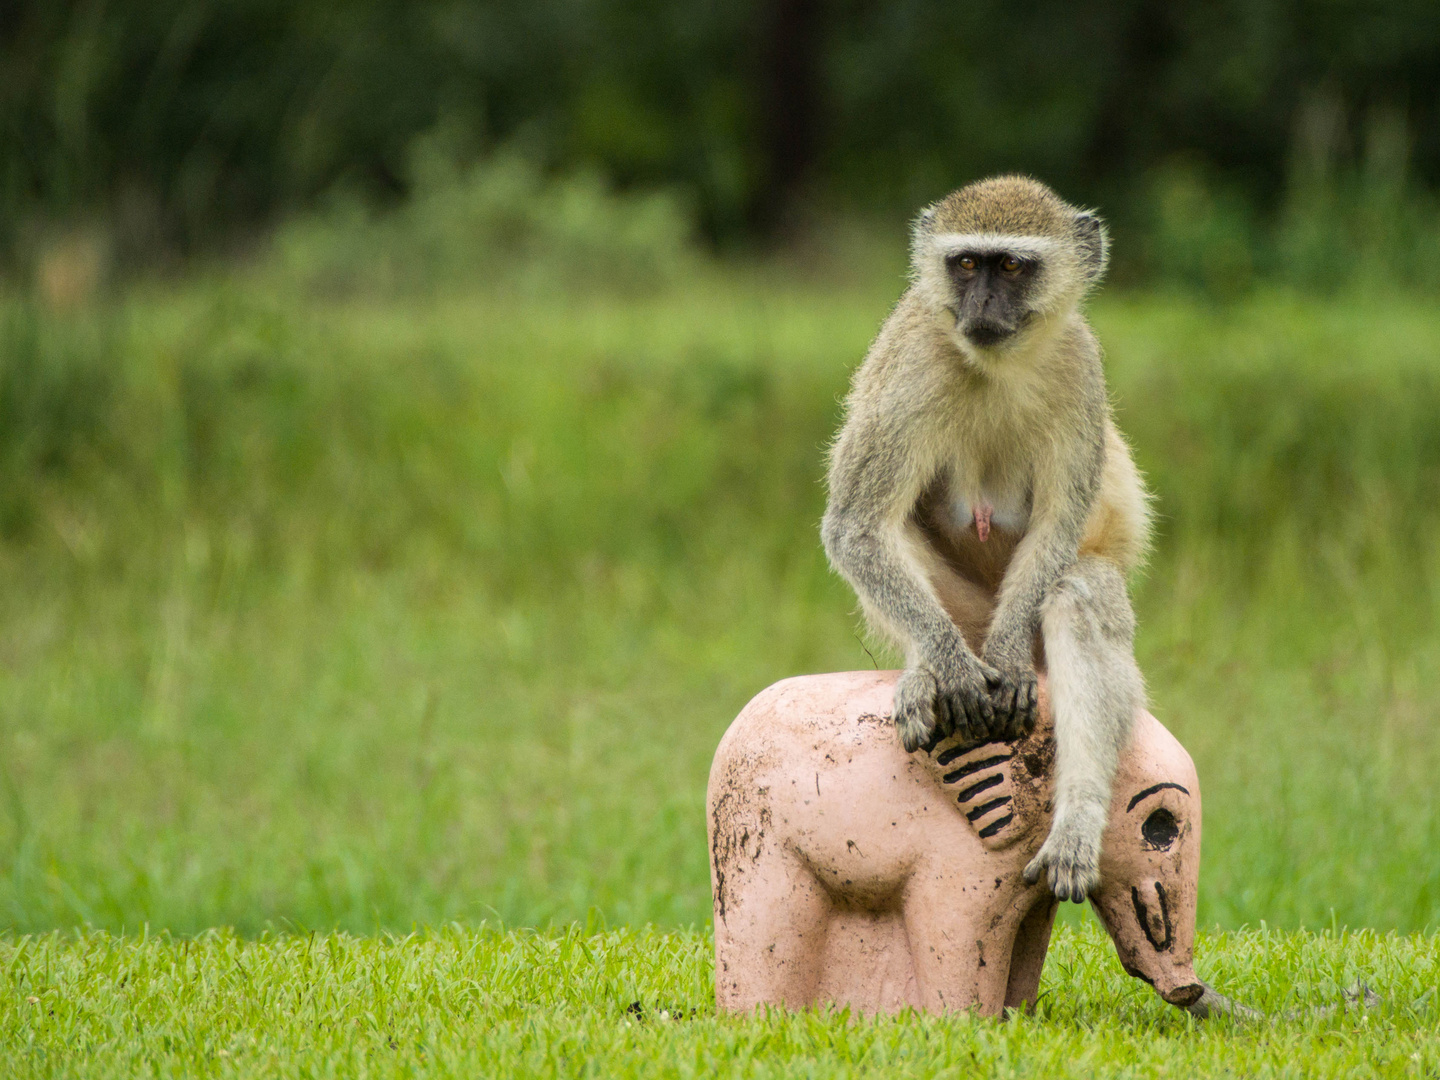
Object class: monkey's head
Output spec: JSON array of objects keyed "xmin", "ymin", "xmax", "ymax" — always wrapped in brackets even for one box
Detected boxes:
[{"xmin": 911, "ymin": 175, "xmax": 1108, "ymax": 358}]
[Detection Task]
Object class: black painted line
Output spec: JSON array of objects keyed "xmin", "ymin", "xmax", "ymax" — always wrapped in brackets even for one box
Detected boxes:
[
  {"xmin": 965, "ymin": 796, "xmax": 1011, "ymax": 822},
  {"xmin": 1156, "ymin": 882, "xmax": 1174, "ymax": 950},
  {"xmin": 977, "ymin": 814, "xmax": 1014, "ymax": 839},
  {"xmin": 1126, "ymin": 782, "xmax": 1191, "ymax": 812},
  {"xmin": 935, "ymin": 743, "xmax": 1011, "ymax": 768},
  {"xmin": 954, "ymin": 773, "xmax": 1004, "ymax": 802},
  {"xmin": 939, "ymin": 752, "xmax": 1013, "ymax": 783},
  {"xmin": 1131, "ymin": 884, "xmax": 1174, "ymax": 952}
]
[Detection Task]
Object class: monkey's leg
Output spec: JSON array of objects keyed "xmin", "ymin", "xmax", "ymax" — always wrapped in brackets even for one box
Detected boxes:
[{"xmin": 1023, "ymin": 556, "xmax": 1143, "ymax": 902}]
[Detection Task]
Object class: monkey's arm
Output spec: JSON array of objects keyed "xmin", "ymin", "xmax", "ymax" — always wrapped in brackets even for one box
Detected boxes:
[
  {"xmin": 981, "ymin": 431, "xmax": 1103, "ymax": 711},
  {"xmin": 822, "ymin": 401, "xmax": 1002, "ymax": 750}
]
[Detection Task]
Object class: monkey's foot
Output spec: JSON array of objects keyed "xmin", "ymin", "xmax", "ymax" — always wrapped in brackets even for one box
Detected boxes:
[
  {"xmin": 1024, "ymin": 813, "xmax": 1103, "ymax": 903},
  {"xmin": 919, "ymin": 736, "xmax": 1024, "ymax": 850}
]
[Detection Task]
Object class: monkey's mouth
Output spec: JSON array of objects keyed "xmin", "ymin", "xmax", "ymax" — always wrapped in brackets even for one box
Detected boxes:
[{"xmin": 962, "ymin": 320, "xmax": 1016, "ymax": 348}]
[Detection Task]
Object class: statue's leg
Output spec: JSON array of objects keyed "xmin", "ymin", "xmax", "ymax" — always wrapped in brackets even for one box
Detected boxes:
[
  {"xmin": 900, "ymin": 870, "xmax": 1009, "ymax": 1014},
  {"xmin": 714, "ymin": 848, "xmax": 832, "ymax": 1013},
  {"xmin": 1003, "ymin": 895, "xmax": 1060, "ymax": 1013}
]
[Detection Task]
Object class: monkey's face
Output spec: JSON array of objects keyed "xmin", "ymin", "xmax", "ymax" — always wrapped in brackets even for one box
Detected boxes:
[
  {"xmin": 942, "ymin": 249, "xmax": 1042, "ymax": 351},
  {"xmin": 909, "ymin": 179, "xmax": 1110, "ymax": 361}
]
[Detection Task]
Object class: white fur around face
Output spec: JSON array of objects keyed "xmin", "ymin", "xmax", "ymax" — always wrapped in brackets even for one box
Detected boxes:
[{"xmin": 928, "ymin": 233, "xmax": 1065, "ymax": 261}]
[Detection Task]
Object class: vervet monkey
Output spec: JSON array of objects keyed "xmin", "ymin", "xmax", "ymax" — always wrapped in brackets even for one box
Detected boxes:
[{"xmin": 821, "ymin": 175, "xmax": 1152, "ymax": 901}]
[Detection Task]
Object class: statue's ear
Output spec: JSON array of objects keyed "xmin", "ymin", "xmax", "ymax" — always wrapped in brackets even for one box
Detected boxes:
[{"xmin": 1074, "ymin": 211, "xmax": 1109, "ymax": 283}]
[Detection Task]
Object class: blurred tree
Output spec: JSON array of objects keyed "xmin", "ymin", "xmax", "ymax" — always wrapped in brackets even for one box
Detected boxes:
[
  {"xmin": 749, "ymin": 0, "xmax": 826, "ymax": 235},
  {"xmin": 1, "ymin": 0, "xmax": 1438, "ymax": 254}
]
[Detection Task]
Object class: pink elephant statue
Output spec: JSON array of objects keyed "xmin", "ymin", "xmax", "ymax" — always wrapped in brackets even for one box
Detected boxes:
[{"xmin": 708, "ymin": 670, "xmax": 1250, "ymax": 1018}]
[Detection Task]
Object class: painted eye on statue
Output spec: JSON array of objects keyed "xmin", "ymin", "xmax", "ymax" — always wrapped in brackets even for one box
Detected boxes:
[{"xmin": 1142, "ymin": 808, "xmax": 1180, "ymax": 850}]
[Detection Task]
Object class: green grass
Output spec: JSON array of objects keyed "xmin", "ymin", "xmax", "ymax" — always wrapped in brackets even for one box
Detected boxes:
[
  {"xmin": 3, "ymin": 924, "xmax": 1437, "ymax": 1078},
  {"xmin": 0, "ymin": 927, "xmax": 1434, "ymax": 1077},
  {"xmin": 1, "ymin": 245, "xmax": 1439, "ymax": 1071}
]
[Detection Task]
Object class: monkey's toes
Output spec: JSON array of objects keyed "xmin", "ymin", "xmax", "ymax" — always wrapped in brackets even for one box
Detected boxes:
[
  {"xmin": 1024, "ymin": 824, "xmax": 1102, "ymax": 903},
  {"xmin": 1049, "ymin": 858, "xmax": 1099, "ymax": 904}
]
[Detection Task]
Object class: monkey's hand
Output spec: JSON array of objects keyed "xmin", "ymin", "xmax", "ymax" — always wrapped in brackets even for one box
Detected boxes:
[
  {"xmin": 894, "ymin": 651, "xmax": 1005, "ymax": 753},
  {"xmin": 980, "ymin": 639, "xmax": 1040, "ymax": 740},
  {"xmin": 1023, "ymin": 806, "xmax": 1106, "ymax": 903}
]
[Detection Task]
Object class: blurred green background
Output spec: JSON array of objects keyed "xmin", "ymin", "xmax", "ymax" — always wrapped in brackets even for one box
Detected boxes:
[
  {"xmin": 0, "ymin": 2, "xmax": 1438, "ymax": 937},
  {"xmin": 9, "ymin": 0, "xmax": 1440, "ymax": 286}
]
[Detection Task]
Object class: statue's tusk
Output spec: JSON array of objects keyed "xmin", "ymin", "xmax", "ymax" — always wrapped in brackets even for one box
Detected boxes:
[
  {"xmin": 1173, "ymin": 981, "xmax": 1264, "ymax": 1020},
  {"xmin": 1170, "ymin": 980, "xmax": 1378, "ymax": 1022}
]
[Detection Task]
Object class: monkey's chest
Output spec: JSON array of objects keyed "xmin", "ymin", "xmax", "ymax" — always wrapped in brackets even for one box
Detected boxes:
[
  {"xmin": 913, "ymin": 476, "xmax": 1030, "ymax": 592},
  {"xmin": 948, "ymin": 486, "xmax": 1031, "ymax": 538}
]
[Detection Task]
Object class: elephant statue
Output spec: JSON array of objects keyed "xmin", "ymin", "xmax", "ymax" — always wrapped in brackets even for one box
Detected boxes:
[{"xmin": 707, "ymin": 670, "xmax": 1250, "ymax": 1018}]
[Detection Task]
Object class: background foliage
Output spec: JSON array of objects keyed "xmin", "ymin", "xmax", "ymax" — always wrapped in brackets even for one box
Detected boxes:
[
  {"xmin": 1, "ymin": 0, "xmax": 1438, "ymax": 968},
  {"xmin": 0, "ymin": 14, "xmax": 1438, "ymax": 1074},
  {"xmin": 1, "ymin": 167, "xmax": 1438, "ymax": 934},
  {"xmin": 6, "ymin": 0, "xmax": 1440, "ymax": 272}
]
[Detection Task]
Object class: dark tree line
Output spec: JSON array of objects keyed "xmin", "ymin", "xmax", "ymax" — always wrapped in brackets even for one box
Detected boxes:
[{"xmin": 2, "ymin": 0, "xmax": 1439, "ymax": 251}]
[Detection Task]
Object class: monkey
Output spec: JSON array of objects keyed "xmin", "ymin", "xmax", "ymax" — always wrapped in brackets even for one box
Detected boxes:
[{"xmin": 820, "ymin": 175, "xmax": 1152, "ymax": 902}]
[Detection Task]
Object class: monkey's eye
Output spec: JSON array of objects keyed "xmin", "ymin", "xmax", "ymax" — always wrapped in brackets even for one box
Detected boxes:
[
  {"xmin": 1000, "ymin": 255, "xmax": 1023, "ymax": 275},
  {"xmin": 955, "ymin": 255, "xmax": 976, "ymax": 272}
]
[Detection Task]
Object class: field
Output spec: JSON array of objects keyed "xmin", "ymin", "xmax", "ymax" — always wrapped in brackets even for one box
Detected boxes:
[
  {"xmin": 1, "ymin": 226, "xmax": 1439, "ymax": 1073},
  {"xmin": 4, "ymin": 924, "xmax": 1437, "ymax": 1077}
]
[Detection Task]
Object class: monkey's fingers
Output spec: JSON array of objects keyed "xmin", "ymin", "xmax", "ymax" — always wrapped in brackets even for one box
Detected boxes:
[
  {"xmin": 973, "ymin": 683, "xmax": 995, "ymax": 728},
  {"xmin": 898, "ymin": 720, "xmax": 929, "ymax": 754},
  {"xmin": 990, "ymin": 682, "xmax": 1019, "ymax": 734},
  {"xmin": 946, "ymin": 691, "xmax": 976, "ymax": 742},
  {"xmin": 896, "ymin": 702, "xmax": 936, "ymax": 753},
  {"xmin": 894, "ymin": 668, "xmax": 941, "ymax": 752},
  {"xmin": 1017, "ymin": 677, "xmax": 1039, "ymax": 730},
  {"xmin": 934, "ymin": 692, "xmax": 960, "ymax": 740}
]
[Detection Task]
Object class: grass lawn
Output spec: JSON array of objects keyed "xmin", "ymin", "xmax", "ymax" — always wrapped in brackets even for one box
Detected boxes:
[
  {"xmin": 4, "ymin": 924, "xmax": 1438, "ymax": 1078},
  {"xmin": 1, "ymin": 238, "xmax": 1438, "ymax": 1072}
]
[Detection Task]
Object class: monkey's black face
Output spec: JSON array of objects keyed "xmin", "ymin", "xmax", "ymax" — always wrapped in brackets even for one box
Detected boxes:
[{"xmin": 944, "ymin": 252, "xmax": 1040, "ymax": 350}]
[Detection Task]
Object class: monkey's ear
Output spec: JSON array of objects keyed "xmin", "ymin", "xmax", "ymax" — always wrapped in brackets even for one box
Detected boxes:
[
  {"xmin": 1074, "ymin": 211, "xmax": 1109, "ymax": 283},
  {"xmin": 909, "ymin": 206, "xmax": 939, "ymax": 268}
]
